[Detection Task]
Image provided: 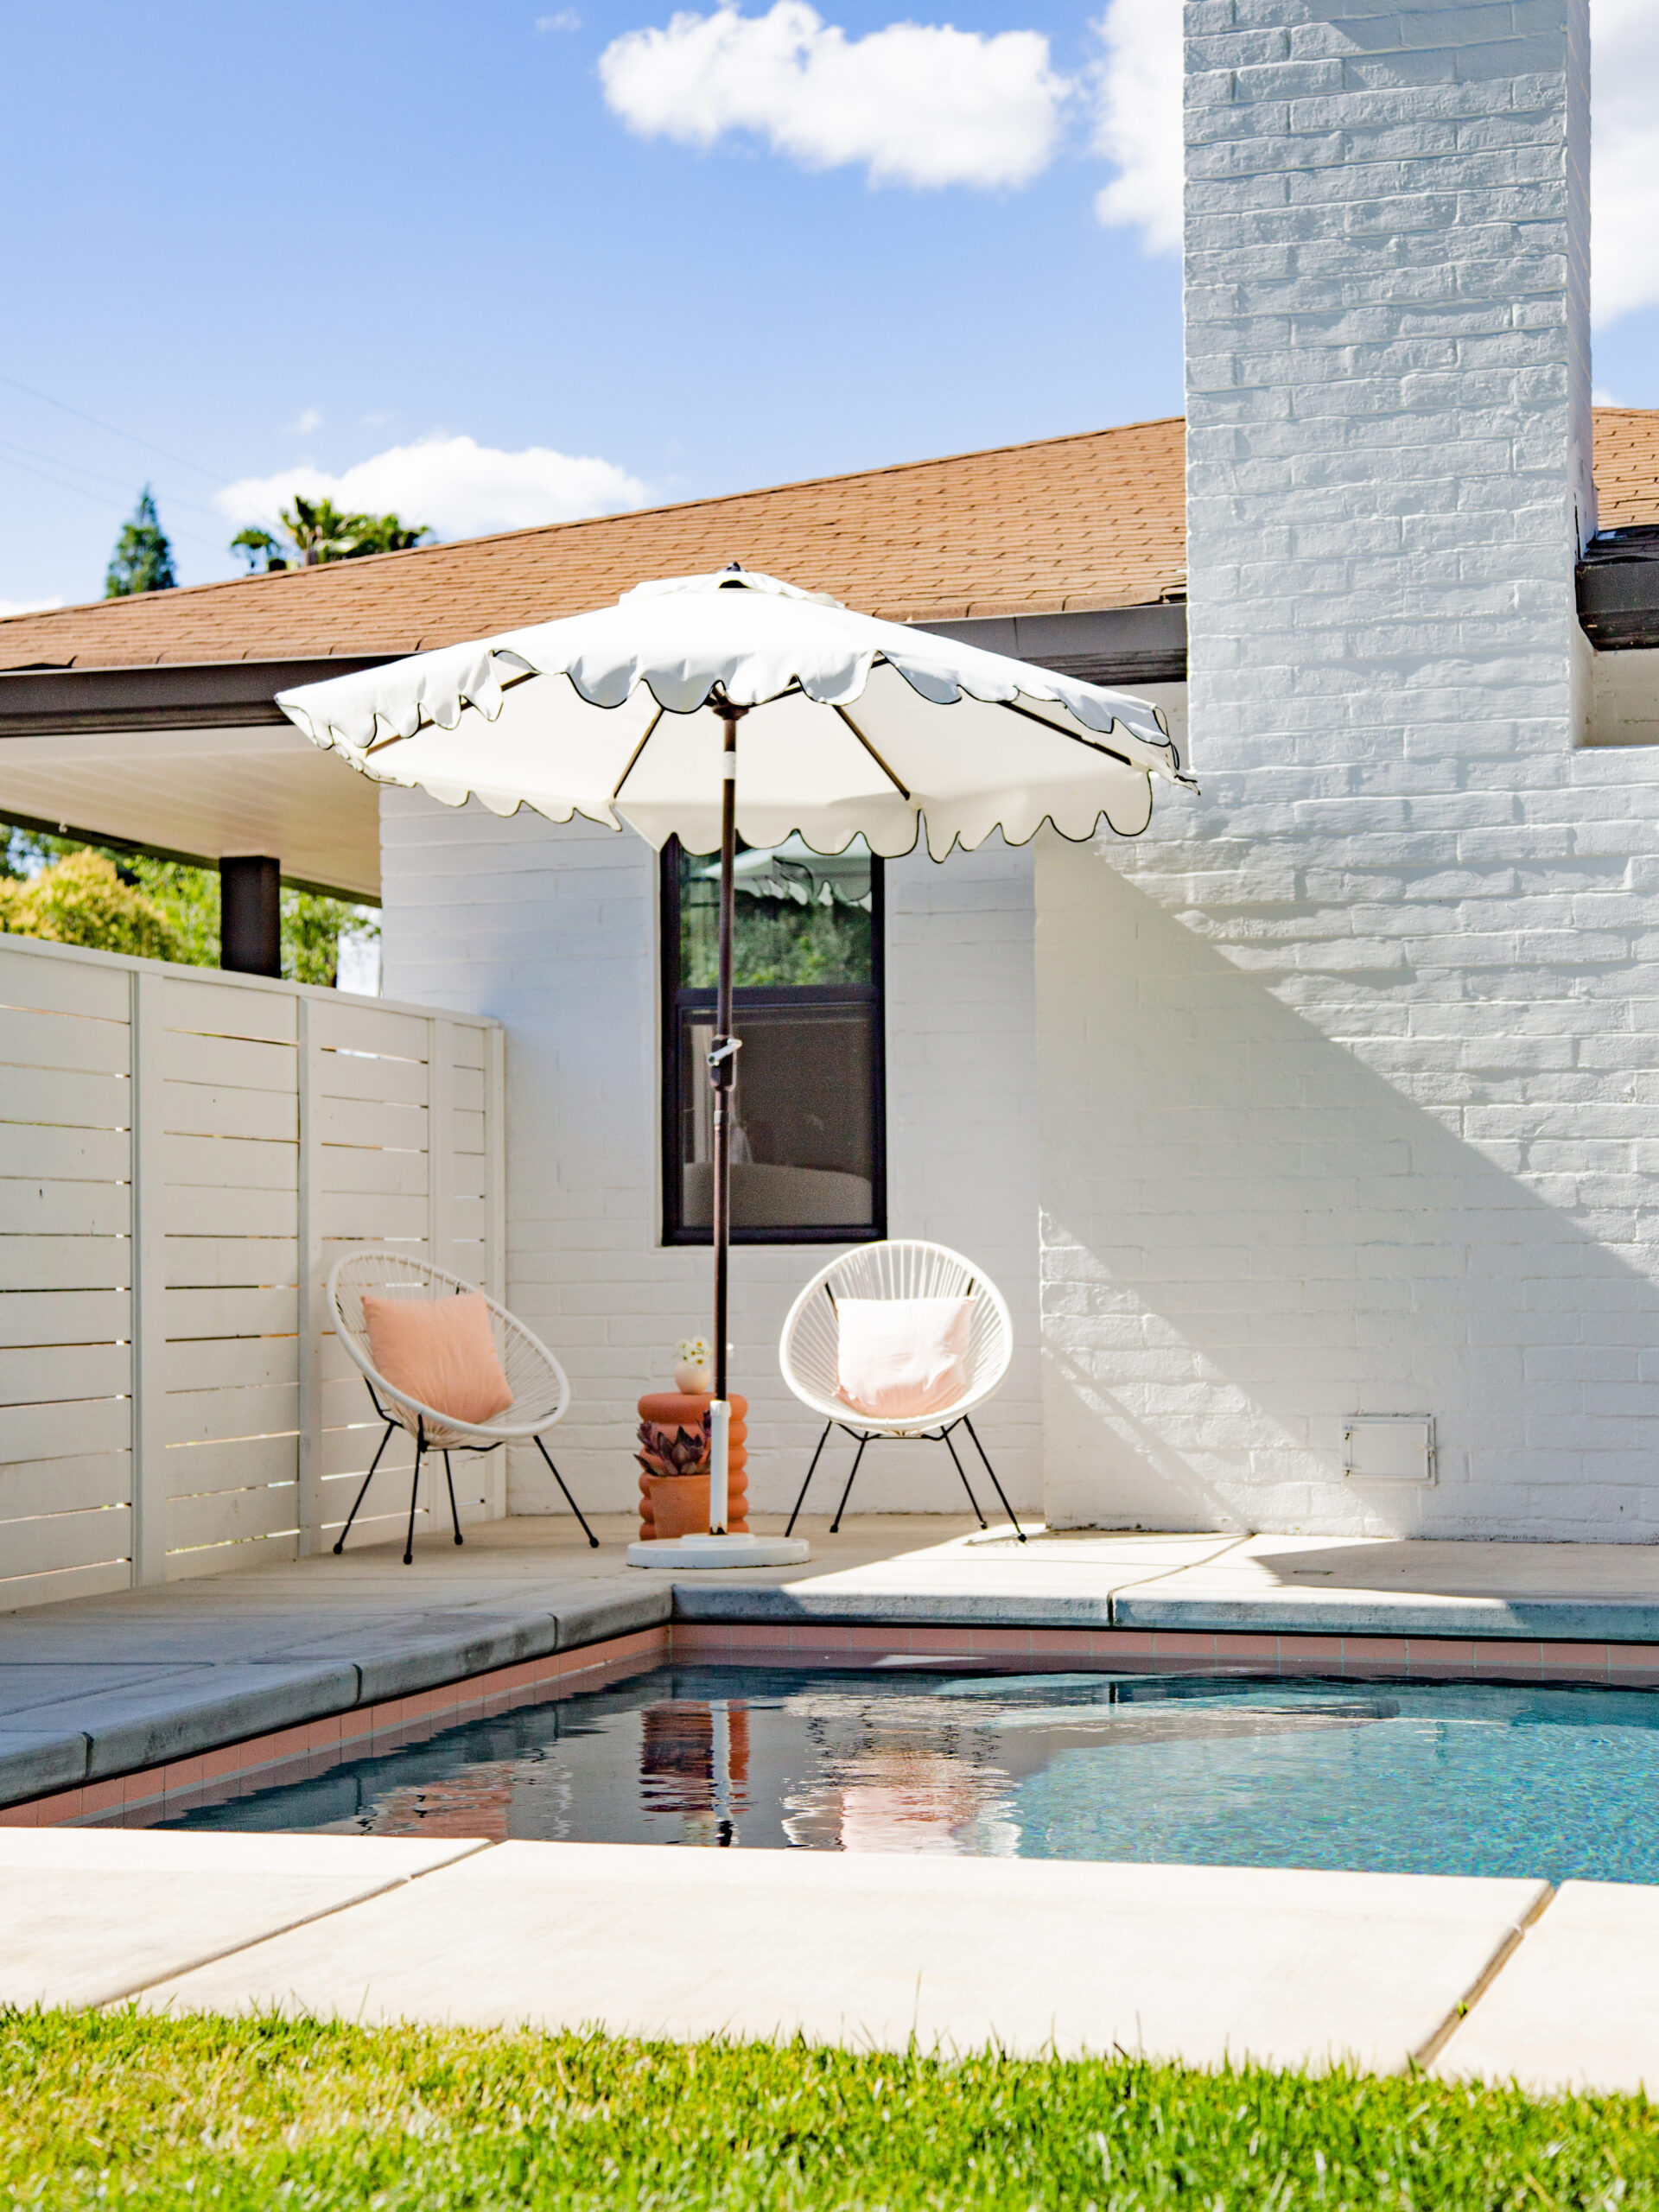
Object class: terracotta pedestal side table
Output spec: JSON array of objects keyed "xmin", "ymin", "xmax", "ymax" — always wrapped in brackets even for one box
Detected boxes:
[{"xmin": 636, "ymin": 1392, "xmax": 748, "ymax": 1541}]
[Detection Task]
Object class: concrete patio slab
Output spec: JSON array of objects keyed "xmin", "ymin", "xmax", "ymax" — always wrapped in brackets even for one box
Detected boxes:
[
  {"xmin": 0, "ymin": 1827, "xmax": 486, "ymax": 2009},
  {"xmin": 7, "ymin": 1516, "xmax": 1659, "ymax": 1815},
  {"xmin": 1435, "ymin": 1881, "xmax": 1659, "ymax": 2095},
  {"xmin": 1112, "ymin": 1534, "xmax": 1659, "ymax": 1643},
  {"xmin": 137, "ymin": 1840, "xmax": 1547, "ymax": 2074}
]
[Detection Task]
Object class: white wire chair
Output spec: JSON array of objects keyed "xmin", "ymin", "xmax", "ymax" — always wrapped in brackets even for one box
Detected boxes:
[
  {"xmin": 777, "ymin": 1239, "xmax": 1025, "ymax": 1541},
  {"xmin": 327, "ymin": 1249, "xmax": 598, "ymax": 1564}
]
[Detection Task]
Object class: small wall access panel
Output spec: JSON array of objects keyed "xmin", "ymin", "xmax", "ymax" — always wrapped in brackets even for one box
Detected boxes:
[{"xmin": 1343, "ymin": 1416, "xmax": 1436, "ymax": 1486}]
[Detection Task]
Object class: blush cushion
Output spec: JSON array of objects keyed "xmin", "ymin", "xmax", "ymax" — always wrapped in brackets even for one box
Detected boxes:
[
  {"xmin": 361, "ymin": 1291, "xmax": 513, "ymax": 1426},
  {"xmin": 835, "ymin": 1296, "xmax": 974, "ymax": 1421}
]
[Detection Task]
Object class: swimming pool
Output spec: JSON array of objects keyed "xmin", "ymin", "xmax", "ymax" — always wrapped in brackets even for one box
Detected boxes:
[{"xmin": 151, "ymin": 1662, "xmax": 1659, "ymax": 1885}]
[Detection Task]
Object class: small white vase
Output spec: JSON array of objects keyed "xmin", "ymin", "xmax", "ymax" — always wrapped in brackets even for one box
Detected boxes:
[{"xmin": 674, "ymin": 1361, "xmax": 714, "ymax": 1395}]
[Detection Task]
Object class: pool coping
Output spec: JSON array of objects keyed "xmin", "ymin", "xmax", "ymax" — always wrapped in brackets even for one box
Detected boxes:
[{"xmin": 4, "ymin": 1605, "xmax": 1659, "ymax": 1830}]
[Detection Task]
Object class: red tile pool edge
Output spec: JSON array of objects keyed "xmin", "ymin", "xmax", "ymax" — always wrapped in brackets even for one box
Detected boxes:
[{"xmin": 3, "ymin": 1619, "xmax": 1656, "ymax": 1828}]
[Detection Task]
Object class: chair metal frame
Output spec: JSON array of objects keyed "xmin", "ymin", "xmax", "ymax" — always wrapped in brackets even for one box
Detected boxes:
[
  {"xmin": 327, "ymin": 1249, "xmax": 599, "ymax": 1563},
  {"xmin": 777, "ymin": 1239, "xmax": 1026, "ymax": 1541}
]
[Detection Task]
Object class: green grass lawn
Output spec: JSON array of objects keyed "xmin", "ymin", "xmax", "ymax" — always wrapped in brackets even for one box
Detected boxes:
[{"xmin": 1, "ymin": 2012, "xmax": 1654, "ymax": 2209}]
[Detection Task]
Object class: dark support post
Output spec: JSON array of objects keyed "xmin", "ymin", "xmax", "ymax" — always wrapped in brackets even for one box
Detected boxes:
[{"xmin": 219, "ymin": 855, "xmax": 281, "ymax": 976}]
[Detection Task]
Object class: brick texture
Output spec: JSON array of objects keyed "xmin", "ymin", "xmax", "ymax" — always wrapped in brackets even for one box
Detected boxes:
[
  {"xmin": 380, "ymin": 791, "xmax": 1042, "ymax": 1521},
  {"xmin": 1038, "ymin": 0, "xmax": 1659, "ymax": 1541}
]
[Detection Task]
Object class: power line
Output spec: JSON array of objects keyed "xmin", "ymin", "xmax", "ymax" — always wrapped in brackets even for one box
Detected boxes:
[
  {"xmin": 0, "ymin": 368, "xmax": 227, "ymax": 485},
  {"xmin": 0, "ymin": 449, "xmax": 227, "ymax": 556},
  {"xmin": 0, "ymin": 433, "xmax": 225, "ymax": 521}
]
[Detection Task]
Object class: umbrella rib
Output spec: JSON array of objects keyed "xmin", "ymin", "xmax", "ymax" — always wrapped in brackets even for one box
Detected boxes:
[
  {"xmin": 610, "ymin": 704, "xmax": 666, "ymax": 802},
  {"xmin": 832, "ymin": 705, "xmax": 912, "ymax": 800},
  {"xmin": 997, "ymin": 698, "xmax": 1137, "ymax": 770}
]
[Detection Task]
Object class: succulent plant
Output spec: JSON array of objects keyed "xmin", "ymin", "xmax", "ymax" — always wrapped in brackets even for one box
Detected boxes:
[{"xmin": 636, "ymin": 1414, "xmax": 711, "ymax": 1481}]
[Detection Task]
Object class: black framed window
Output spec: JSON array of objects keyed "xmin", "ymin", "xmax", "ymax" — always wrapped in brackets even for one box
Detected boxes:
[{"xmin": 661, "ymin": 835, "xmax": 886, "ymax": 1244}]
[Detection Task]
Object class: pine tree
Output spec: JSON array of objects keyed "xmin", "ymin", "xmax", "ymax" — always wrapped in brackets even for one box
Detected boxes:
[{"xmin": 105, "ymin": 486, "xmax": 177, "ymax": 597}]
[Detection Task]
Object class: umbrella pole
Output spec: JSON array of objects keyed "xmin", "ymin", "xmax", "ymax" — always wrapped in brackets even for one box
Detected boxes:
[{"xmin": 708, "ymin": 708, "xmax": 742, "ymax": 1535}]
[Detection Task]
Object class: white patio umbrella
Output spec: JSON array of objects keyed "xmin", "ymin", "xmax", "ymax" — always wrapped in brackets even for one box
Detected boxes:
[{"xmin": 277, "ymin": 568, "xmax": 1194, "ymax": 1568}]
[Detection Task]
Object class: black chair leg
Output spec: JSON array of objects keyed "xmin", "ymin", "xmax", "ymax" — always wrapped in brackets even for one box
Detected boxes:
[
  {"xmin": 334, "ymin": 1421, "xmax": 397, "ymax": 1554},
  {"xmin": 941, "ymin": 1426, "xmax": 988, "ymax": 1529},
  {"xmin": 404, "ymin": 1433, "xmax": 425, "ymax": 1565},
  {"xmin": 963, "ymin": 1415, "xmax": 1027, "ymax": 1541},
  {"xmin": 532, "ymin": 1433, "xmax": 601, "ymax": 1548},
  {"xmin": 785, "ymin": 1421, "xmax": 834, "ymax": 1537},
  {"xmin": 830, "ymin": 1434, "xmax": 869, "ymax": 1534},
  {"xmin": 443, "ymin": 1451, "xmax": 464, "ymax": 1546}
]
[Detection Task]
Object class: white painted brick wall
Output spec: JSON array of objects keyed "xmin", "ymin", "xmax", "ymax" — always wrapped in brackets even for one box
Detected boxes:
[
  {"xmin": 1040, "ymin": 0, "xmax": 1659, "ymax": 1540},
  {"xmin": 381, "ymin": 789, "xmax": 1041, "ymax": 1522}
]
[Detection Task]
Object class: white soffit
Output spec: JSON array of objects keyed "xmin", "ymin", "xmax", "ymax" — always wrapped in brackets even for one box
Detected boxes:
[{"xmin": 0, "ymin": 723, "xmax": 381, "ymax": 899}]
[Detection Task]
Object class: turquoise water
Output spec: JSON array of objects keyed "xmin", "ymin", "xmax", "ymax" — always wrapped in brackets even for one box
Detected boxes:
[{"xmin": 160, "ymin": 1665, "xmax": 1659, "ymax": 1884}]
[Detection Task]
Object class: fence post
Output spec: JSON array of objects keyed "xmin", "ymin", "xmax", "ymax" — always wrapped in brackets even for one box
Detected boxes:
[
  {"xmin": 129, "ymin": 969, "xmax": 168, "ymax": 1586},
  {"xmin": 427, "ymin": 1016, "xmax": 455, "ymax": 1277},
  {"xmin": 295, "ymin": 995, "xmax": 325, "ymax": 1554},
  {"xmin": 486, "ymin": 1023, "xmax": 507, "ymax": 1516}
]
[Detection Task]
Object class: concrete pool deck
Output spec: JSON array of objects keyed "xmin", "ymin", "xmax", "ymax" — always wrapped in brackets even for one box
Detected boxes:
[
  {"xmin": 8, "ymin": 1512, "xmax": 1659, "ymax": 1813},
  {"xmin": 0, "ymin": 1823, "xmax": 1655, "ymax": 2095}
]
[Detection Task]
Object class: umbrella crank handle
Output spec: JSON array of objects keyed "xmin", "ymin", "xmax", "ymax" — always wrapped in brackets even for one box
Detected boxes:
[{"xmin": 707, "ymin": 1036, "xmax": 741, "ymax": 1087}]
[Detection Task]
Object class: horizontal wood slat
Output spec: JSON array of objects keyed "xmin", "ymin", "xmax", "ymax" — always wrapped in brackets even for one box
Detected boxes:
[
  {"xmin": 0, "ymin": 1008, "xmax": 130, "ymax": 1077},
  {"xmin": 317, "ymin": 1052, "xmax": 427, "ymax": 1107},
  {"xmin": 0, "ymin": 1451, "xmax": 131, "ymax": 1521},
  {"xmin": 0, "ymin": 1504, "xmax": 131, "ymax": 1579},
  {"xmin": 317, "ymin": 1096, "xmax": 427, "ymax": 1151},
  {"xmin": 4, "ymin": 1395, "xmax": 130, "ymax": 1464},
  {"xmin": 166, "ymin": 1483, "xmax": 300, "ymax": 1555},
  {"xmin": 163, "ymin": 1433, "xmax": 296, "ymax": 1500},
  {"xmin": 162, "ymin": 1080, "xmax": 296, "ymax": 1142},
  {"xmin": 0, "ymin": 1065, "xmax": 129, "ymax": 1130},
  {"xmin": 163, "ymin": 1237, "xmax": 299, "ymax": 1291},
  {"xmin": 162, "ymin": 1031, "xmax": 295, "ymax": 1094},
  {"xmin": 310, "ymin": 1001, "xmax": 428, "ymax": 1058},
  {"xmin": 0, "ymin": 1289, "xmax": 130, "ymax": 1348},
  {"xmin": 0, "ymin": 944, "xmax": 130, "ymax": 1022},
  {"xmin": 165, "ymin": 1284, "xmax": 297, "ymax": 1338},
  {"xmin": 164, "ymin": 1132, "xmax": 297, "ymax": 1192},
  {"xmin": 0, "ymin": 938, "xmax": 499, "ymax": 1591},
  {"xmin": 0, "ymin": 1557, "xmax": 130, "ymax": 1609},
  {"xmin": 164, "ymin": 976, "xmax": 296, "ymax": 1046},
  {"xmin": 0, "ymin": 1238, "xmax": 131, "ymax": 1293},
  {"xmin": 164, "ymin": 1380, "xmax": 299, "ymax": 1449},
  {"xmin": 0, "ymin": 1341, "xmax": 129, "ymax": 1406}
]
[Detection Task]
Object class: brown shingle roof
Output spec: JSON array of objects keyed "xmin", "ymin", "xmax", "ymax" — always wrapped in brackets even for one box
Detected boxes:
[
  {"xmin": 7, "ymin": 406, "xmax": 1656, "ymax": 675},
  {"xmin": 1592, "ymin": 409, "xmax": 1659, "ymax": 529},
  {"xmin": 0, "ymin": 417, "xmax": 1187, "ymax": 672}
]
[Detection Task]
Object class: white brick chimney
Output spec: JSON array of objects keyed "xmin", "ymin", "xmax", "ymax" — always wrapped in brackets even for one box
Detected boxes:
[
  {"xmin": 1185, "ymin": 0, "xmax": 1596, "ymax": 760},
  {"xmin": 1037, "ymin": 0, "xmax": 1659, "ymax": 1541}
]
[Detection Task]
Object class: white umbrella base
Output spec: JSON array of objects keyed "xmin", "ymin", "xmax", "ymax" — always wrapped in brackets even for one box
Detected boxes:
[{"xmin": 626, "ymin": 1533, "xmax": 811, "ymax": 1571}]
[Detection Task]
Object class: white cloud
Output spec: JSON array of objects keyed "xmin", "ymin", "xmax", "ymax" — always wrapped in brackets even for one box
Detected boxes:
[
  {"xmin": 216, "ymin": 435, "xmax": 650, "ymax": 542},
  {"xmin": 599, "ymin": 3, "xmax": 1067, "ymax": 189},
  {"xmin": 1592, "ymin": 0, "xmax": 1659, "ymax": 327},
  {"xmin": 1089, "ymin": 0, "xmax": 1180, "ymax": 255},
  {"xmin": 537, "ymin": 7, "xmax": 581, "ymax": 27},
  {"xmin": 0, "ymin": 597, "xmax": 61, "ymax": 619},
  {"xmin": 290, "ymin": 406, "xmax": 323, "ymax": 435}
]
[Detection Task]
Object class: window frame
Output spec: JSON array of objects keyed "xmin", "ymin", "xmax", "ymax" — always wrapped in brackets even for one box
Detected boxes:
[{"xmin": 658, "ymin": 836, "xmax": 887, "ymax": 1247}]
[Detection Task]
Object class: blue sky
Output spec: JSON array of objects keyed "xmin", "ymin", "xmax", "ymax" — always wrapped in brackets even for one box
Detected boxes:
[{"xmin": 1, "ymin": 0, "xmax": 1655, "ymax": 613}]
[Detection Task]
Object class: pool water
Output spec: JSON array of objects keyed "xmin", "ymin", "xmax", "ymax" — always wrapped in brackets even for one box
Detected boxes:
[{"xmin": 161, "ymin": 1664, "xmax": 1659, "ymax": 1885}]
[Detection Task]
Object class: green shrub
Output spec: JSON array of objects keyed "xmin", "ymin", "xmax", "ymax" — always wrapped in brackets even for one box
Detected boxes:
[{"xmin": 0, "ymin": 850, "xmax": 180, "ymax": 963}]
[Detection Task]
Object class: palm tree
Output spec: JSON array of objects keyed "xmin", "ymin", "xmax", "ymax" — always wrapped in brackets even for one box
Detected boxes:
[{"xmin": 232, "ymin": 493, "xmax": 430, "ymax": 572}]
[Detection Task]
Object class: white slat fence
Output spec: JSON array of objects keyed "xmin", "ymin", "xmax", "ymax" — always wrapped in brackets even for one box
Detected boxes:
[{"xmin": 0, "ymin": 931, "xmax": 504, "ymax": 1609}]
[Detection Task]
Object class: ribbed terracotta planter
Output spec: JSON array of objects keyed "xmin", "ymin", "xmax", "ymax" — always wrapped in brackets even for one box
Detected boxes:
[{"xmin": 637, "ymin": 1391, "xmax": 748, "ymax": 1540}]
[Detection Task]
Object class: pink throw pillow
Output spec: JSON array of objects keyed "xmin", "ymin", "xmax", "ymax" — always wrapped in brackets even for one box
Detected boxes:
[
  {"xmin": 835, "ymin": 1296, "xmax": 973, "ymax": 1421},
  {"xmin": 361, "ymin": 1291, "xmax": 513, "ymax": 1426}
]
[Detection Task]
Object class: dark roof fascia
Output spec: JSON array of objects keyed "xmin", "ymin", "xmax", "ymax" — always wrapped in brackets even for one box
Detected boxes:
[
  {"xmin": 1579, "ymin": 533, "xmax": 1659, "ymax": 651},
  {"xmin": 909, "ymin": 601, "xmax": 1188, "ymax": 686},
  {"xmin": 0, "ymin": 656, "xmax": 398, "ymax": 738},
  {"xmin": 0, "ymin": 605, "xmax": 1192, "ymax": 741}
]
